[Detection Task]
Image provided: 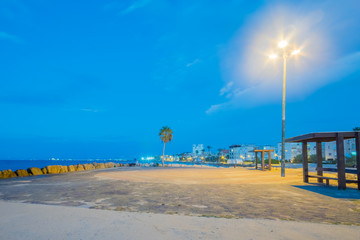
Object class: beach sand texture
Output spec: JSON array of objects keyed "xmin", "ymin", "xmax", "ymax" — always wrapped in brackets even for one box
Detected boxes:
[
  {"xmin": 1, "ymin": 201, "xmax": 360, "ymax": 240},
  {"xmin": 0, "ymin": 167, "xmax": 359, "ymax": 225}
]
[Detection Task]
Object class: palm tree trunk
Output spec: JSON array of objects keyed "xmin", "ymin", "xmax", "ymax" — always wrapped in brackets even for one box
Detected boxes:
[{"xmin": 162, "ymin": 142, "xmax": 166, "ymax": 166}]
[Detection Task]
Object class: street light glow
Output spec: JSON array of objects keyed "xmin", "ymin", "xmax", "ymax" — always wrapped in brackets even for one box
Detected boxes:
[
  {"xmin": 278, "ymin": 41, "xmax": 288, "ymax": 48},
  {"xmin": 291, "ymin": 49, "xmax": 300, "ymax": 55},
  {"xmin": 269, "ymin": 54, "xmax": 278, "ymax": 59}
]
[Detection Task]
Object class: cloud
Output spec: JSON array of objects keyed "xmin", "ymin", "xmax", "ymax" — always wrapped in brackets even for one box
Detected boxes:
[
  {"xmin": 0, "ymin": 31, "xmax": 24, "ymax": 43},
  {"xmin": 81, "ymin": 108, "xmax": 99, "ymax": 113},
  {"xmin": 219, "ymin": 81, "xmax": 234, "ymax": 96},
  {"xmin": 121, "ymin": 0, "xmax": 151, "ymax": 15},
  {"xmin": 208, "ymin": 1, "xmax": 360, "ymax": 114},
  {"xmin": 186, "ymin": 59, "xmax": 200, "ymax": 67},
  {"xmin": 205, "ymin": 104, "xmax": 227, "ymax": 115}
]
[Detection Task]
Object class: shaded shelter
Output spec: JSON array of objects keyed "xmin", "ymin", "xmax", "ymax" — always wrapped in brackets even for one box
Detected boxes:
[
  {"xmin": 286, "ymin": 132, "xmax": 360, "ymax": 190},
  {"xmin": 254, "ymin": 149, "xmax": 274, "ymax": 171}
]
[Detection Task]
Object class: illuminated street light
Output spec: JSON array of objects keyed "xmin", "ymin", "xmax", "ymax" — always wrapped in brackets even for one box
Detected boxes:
[
  {"xmin": 278, "ymin": 40, "xmax": 288, "ymax": 48},
  {"xmin": 291, "ymin": 49, "xmax": 300, "ymax": 55},
  {"xmin": 269, "ymin": 54, "xmax": 278, "ymax": 59},
  {"xmin": 269, "ymin": 40, "xmax": 301, "ymax": 177}
]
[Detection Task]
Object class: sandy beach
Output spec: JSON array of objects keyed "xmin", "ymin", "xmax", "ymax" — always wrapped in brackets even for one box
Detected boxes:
[
  {"xmin": 0, "ymin": 167, "xmax": 359, "ymax": 239},
  {"xmin": 1, "ymin": 201, "xmax": 360, "ymax": 240}
]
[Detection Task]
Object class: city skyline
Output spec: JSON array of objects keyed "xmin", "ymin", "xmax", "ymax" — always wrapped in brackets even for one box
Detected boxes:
[{"xmin": 0, "ymin": 0, "xmax": 359, "ymax": 160}]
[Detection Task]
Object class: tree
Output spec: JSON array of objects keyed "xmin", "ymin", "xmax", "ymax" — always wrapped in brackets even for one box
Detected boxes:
[
  {"xmin": 292, "ymin": 154, "xmax": 318, "ymax": 163},
  {"xmin": 159, "ymin": 126, "xmax": 173, "ymax": 165},
  {"xmin": 293, "ymin": 154, "xmax": 302, "ymax": 163},
  {"xmin": 207, "ymin": 146, "xmax": 212, "ymax": 154},
  {"xmin": 353, "ymin": 127, "xmax": 360, "ymax": 132}
]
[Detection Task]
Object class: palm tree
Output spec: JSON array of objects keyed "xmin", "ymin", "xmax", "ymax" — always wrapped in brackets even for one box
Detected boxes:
[
  {"xmin": 207, "ymin": 146, "xmax": 212, "ymax": 155},
  {"xmin": 159, "ymin": 126, "xmax": 173, "ymax": 165},
  {"xmin": 353, "ymin": 127, "xmax": 360, "ymax": 132}
]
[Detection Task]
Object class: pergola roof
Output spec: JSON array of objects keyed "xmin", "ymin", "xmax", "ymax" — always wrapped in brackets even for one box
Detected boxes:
[
  {"xmin": 285, "ymin": 132, "xmax": 357, "ymax": 143},
  {"xmin": 254, "ymin": 149, "xmax": 274, "ymax": 152}
]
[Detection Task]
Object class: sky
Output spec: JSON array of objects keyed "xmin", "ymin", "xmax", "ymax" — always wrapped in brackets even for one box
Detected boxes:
[{"xmin": 0, "ymin": 0, "xmax": 359, "ymax": 160}]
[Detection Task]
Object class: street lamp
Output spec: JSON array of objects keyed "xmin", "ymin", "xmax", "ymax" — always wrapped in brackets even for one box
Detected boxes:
[{"xmin": 269, "ymin": 40, "xmax": 300, "ymax": 177}]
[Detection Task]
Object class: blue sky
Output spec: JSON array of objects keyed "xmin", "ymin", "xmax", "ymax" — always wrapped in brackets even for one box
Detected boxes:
[{"xmin": 0, "ymin": 0, "xmax": 359, "ymax": 160}]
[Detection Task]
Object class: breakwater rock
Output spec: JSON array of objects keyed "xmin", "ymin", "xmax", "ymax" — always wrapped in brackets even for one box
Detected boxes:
[
  {"xmin": 28, "ymin": 167, "xmax": 43, "ymax": 176},
  {"xmin": 0, "ymin": 170, "xmax": 17, "ymax": 179},
  {"xmin": 15, "ymin": 169, "xmax": 30, "ymax": 177},
  {"xmin": 0, "ymin": 162, "xmax": 127, "ymax": 180}
]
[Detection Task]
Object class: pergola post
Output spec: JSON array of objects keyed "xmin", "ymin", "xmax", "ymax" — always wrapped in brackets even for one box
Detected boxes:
[
  {"xmin": 255, "ymin": 152, "xmax": 258, "ymax": 169},
  {"xmin": 316, "ymin": 142, "xmax": 323, "ymax": 183},
  {"xmin": 302, "ymin": 141, "xmax": 308, "ymax": 183},
  {"xmin": 268, "ymin": 152, "xmax": 272, "ymax": 171},
  {"xmin": 261, "ymin": 152, "xmax": 265, "ymax": 171},
  {"xmin": 336, "ymin": 133, "xmax": 346, "ymax": 190},
  {"xmin": 355, "ymin": 132, "xmax": 360, "ymax": 190}
]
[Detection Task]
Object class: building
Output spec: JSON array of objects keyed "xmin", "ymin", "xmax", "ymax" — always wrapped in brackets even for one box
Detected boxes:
[
  {"xmin": 324, "ymin": 139, "xmax": 356, "ymax": 161},
  {"xmin": 278, "ymin": 139, "xmax": 356, "ymax": 162},
  {"xmin": 277, "ymin": 142, "xmax": 302, "ymax": 161},
  {"xmin": 262, "ymin": 145, "xmax": 277, "ymax": 159},
  {"xmin": 229, "ymin": 144, "xmax": 256, "ymax": 164}
]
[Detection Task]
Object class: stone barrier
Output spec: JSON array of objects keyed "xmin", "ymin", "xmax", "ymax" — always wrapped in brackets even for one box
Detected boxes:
[
  {"xmin": 75, "ymin": 164, "xmax": 85, "ymax": 171},
  {"xmin": 0, "ymin": 169, "xmax": 17, "ymax": 179},
  {"xmin": 68, "ymin": 165, "xmax": 76, "ymax": 172},
  {"xmin": 28, "ymin": 167, "xmax": 43, "ymax": 176},
  {"xmin": 94, "ymin": 163, "xmax": 106, "ymax": 169},
  {"xmin": 0, "ymin": 162, "xmax": 141, "ymax": 179},
  {"xmin": 46, "ymin": 165, "xmax": 62, "ymax": 174},
  {"xmin": 15, "ymin": 169, "xmax": 30, "ymax": 177}
]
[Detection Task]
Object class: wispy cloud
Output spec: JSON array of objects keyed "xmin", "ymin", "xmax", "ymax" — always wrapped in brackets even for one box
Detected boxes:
[
  {"xmin": 81, "ymin": 108, "xmax": 99, "ymax": 113},
  {"xmin": 207, "ymin": 1, "xmax": 360, "ymax": 114},
  {"xmin": 0, "ymin": 31, "xmax": 24, "ymax": 43},
  {"xmin": 186, "ymin": 59, "xmax": 200, "ymax": 67},
  {"xmin": 103, "ymin": 0, "xmax": 151, "ymax": 15},
  {"xmin": 205, "ymin": 104, "xmax": 227, "ymax": 115},
  {"xmin": 219, "ymin": 81, "xmax": 233, "ymax": 96},
  {"xmin": 121, "ymin": 0, "xmax": 151, "ymax": 15}
]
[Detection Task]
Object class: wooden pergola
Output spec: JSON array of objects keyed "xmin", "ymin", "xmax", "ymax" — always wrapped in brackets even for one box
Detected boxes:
[
  {"xmin": 254, "ymin": 149, "xmax": 274, "ymax": 171},
  {"xmin": 286, "ymin": 132, "xmax": 360, "ymax": 190}
]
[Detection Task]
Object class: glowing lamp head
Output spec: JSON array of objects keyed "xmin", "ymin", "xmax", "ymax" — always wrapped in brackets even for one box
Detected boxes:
[
  {"xmin": 291, "ymin": 49, "xmax": 300, "ymax": 55},
  {"xmin": 269, "ymin": 54, "xmax": 278, "ymax": 59},
  {"xmin": 278, "ymin": 41, "xmax": 288, "ymax": 48}
]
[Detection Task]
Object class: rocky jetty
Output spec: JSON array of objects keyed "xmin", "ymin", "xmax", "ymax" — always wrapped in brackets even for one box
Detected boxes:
[
  {"xmin": 0, "ymin": 170, "xmax": 17, "ymax": 179},
  {"xmin": 68, "ymin": 165, "xmax": 76, "ymax": 172},
  {"xmin": 15, "ymin": 169, "xmax": 30, "ymax": 177},
  {"xmin": 0, "ymin": 162, "xmax": 142, "ymax": 180},
  {"xmin": 28, "ymin": 167, "xmax": 43, "ymax": 176}
]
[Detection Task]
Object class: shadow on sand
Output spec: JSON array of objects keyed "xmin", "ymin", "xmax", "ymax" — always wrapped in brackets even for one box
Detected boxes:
[{"xmin": 293, "ymin": 184, "xmax": 360, "ymax": 199}]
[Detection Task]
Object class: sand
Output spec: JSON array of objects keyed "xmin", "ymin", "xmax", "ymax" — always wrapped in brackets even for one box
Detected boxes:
[
  {"xmin": 0, "ymin": 167, "xmax": 360, "ymax": 239},
  {"xmin": 1, "ymin": 201, "xmax": 360, "ymax": 240}
]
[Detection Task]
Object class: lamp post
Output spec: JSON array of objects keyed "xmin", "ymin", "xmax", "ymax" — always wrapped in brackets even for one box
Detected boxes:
[{"xmin": 269, "ymin": 41, "xmax": 300, "ymax": 177}]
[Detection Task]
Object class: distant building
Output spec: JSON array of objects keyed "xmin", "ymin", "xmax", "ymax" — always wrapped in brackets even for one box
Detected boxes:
[
  {"xmin": 277, "ymin": 142, "xmax": 302, "ymax": 161},
  {"xmin": 324, "ymin": 139, "xmax": 356, "ymax": 161},
  {"xmin": 277, "ymin": 139, "xmax": 356, "ymax": 162},
  {"xmin": 261, "ymin": 145, "xmax": 277, "ymax": 159},
  {"xmin": 229, "ymin": 144, "xmax": 256, "ymax": 164}
]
